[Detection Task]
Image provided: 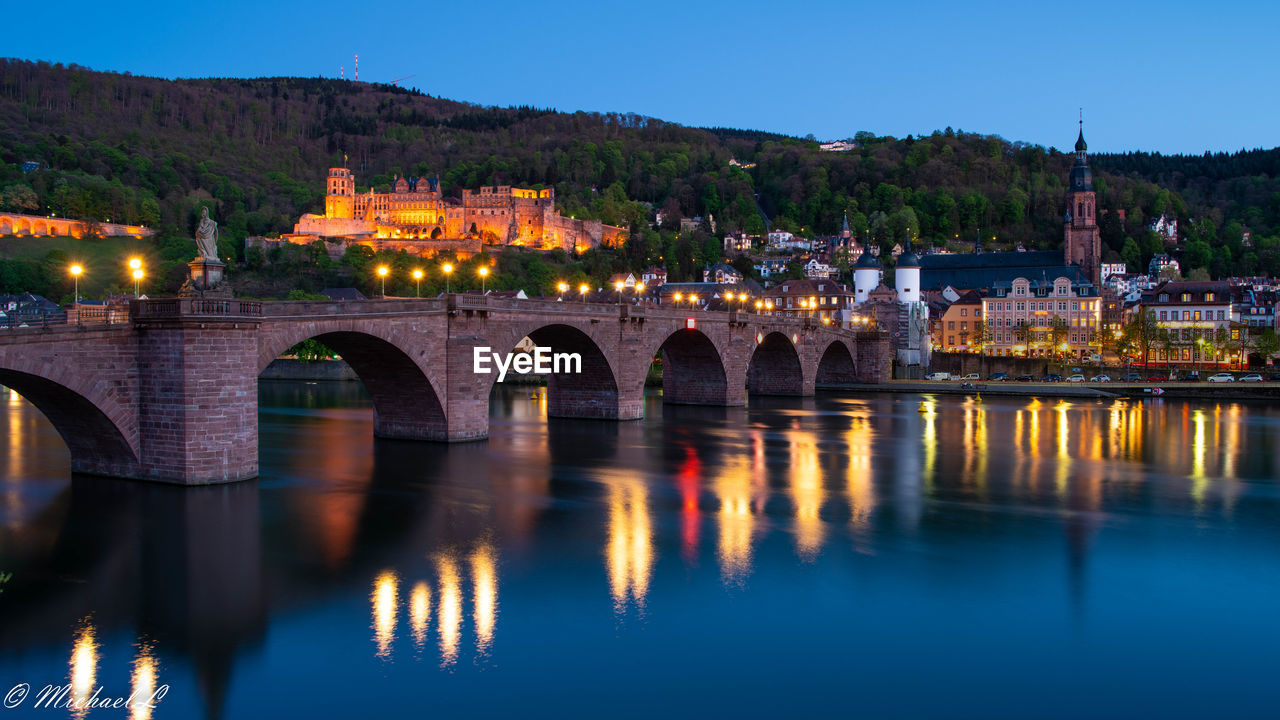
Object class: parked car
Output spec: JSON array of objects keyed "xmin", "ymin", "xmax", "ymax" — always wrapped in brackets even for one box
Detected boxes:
[
  {"xmin": 1040, "ymin": 374, "xmax": 1063, "ymax": 383},
  {"xmin": 1119, "ymin": 373, "xmax": 1144, "ymax": 382},
  {"xmin": 987, "ymin": 372, "xmax": 1009, "ymax": 381},
  {"xmin": 1239, "ymin": 373, "xmax": 1263, "ymax": 383},
  {"xmin": 1090, "ymin": 374, "xmax": 1111, "ymax": 382},
  {"xmin": 960, "ymin": 373, "xmax": 981, "ymax": 381},
  {"xmin": 1177, "ymin": 371, "xmax": 1202, "ymax": 382},
  {"xmin": 1269, "ymin": 374, "xmax": 1280, "ymax": 382},
  {"xmin": 1148, "ymin": 374, "xmax": 1168, "ymax": 382},
  {"xmin": 1066, "ymin": 374, "xmax": 1086, "ymax": 383},
  {"xmin": 1015, "ymin": 374, "xmax": 1034, "ymax": 382},
  {"xmin": 924, "ymin": 372, "xmax": 951, "ymax": 381},
  {"xmin": 1207, "ymin": 373, "xmax": 1235, "ymax": 383}
]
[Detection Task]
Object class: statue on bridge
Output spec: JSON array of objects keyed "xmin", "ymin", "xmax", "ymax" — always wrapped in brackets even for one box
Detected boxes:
[
  {"xmin": 181, "ymin": 206, "xmax": 232, "ymax": 297},
  {"xmin": 195, "ymin": 206, "xmax": 219, "ymax": 260}
]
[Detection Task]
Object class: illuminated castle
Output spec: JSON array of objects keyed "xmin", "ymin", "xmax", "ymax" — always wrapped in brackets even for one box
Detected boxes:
[{"xmin": 287, "ymin": 167, "xmax": 626, "ymax": 255}]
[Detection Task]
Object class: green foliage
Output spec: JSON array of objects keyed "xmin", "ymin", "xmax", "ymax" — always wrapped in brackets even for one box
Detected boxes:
[
  {"xmin": 2, "ymin": 59, "xmax": 1279, "ymax": 289},
  {"xmin": 287, "ymin": 339, "xmax": 335, "ymax": 362}
]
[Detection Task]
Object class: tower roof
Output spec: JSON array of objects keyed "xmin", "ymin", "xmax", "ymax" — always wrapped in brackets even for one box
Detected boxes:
[
  {"xmin": 1075, "ymin": 128, "xmax": 1087, "ymax": 153},
  {"xmin": 855, "ymin": 250, "xmax": 882, "ymax": 269},
  {"xmin": 897, "ymin": 249, "xmax": 920, "ymax": 268}
]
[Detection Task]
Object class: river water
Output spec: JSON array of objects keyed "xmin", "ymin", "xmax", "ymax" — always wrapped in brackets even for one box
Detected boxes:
[{"xmin": 1, "ymin": 383, "xmax": 1278, "ymax": 719}]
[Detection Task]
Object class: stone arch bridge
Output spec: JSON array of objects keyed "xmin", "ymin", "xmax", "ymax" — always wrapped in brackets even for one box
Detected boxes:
[{"xmin": 0, "ymin": 296, "xmax": 888, "ymax": 485}]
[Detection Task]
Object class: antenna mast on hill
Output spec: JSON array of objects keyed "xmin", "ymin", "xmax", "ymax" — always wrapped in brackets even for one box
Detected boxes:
[
  {"xmin": 340, "ymin": 65, "xmax": 344, "ymax": 80},
  {"xmin": 354, "ymin": 54, "xmax": 359, "ymax": 82}
]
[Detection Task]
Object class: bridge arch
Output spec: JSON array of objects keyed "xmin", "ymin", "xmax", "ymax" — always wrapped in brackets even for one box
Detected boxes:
[
  {"xmin": 815, "ymin": 339, "xmax": 857, "ymax": 385},
  {"xmin": 0, "ymin": 217, "xmax": 11, "ymax": 235},
  {"xmin": 258, "ymin": 326, "xmax": 447, "ymax": 441},
  {"xmin": 0, "ymin": 368, "xmax": 140, "ymax": 477},
  {"xmin": 748, "ymin": 331, "xmax": 804, "ymax": 396},
  {"xmin": 649, "ymin": 326, "xmax": 731, "ymax": 405},
  {"xmin": 13, "ymin": 217, "xmax": 30, "ymax": 235},
  {"xmin": 485, "ymin": 321, "xmax": 626, "ymax": 420},
  {"xmin": 31, "ymin": 220, "xmax": 47, "ymax": 236}
]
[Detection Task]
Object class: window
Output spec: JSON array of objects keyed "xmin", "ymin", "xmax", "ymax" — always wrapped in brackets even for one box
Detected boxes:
[
  {"xmin": 961, "ymin": 322, "xmax": 968, "ymax": 331},
  {"xmin": 1017, "ymin": 303, "xmax": 1025, "ymax": 311},
  {"xmin": 948, "ymin": 321, "xmax": 955, "ymax": 330},
  {"xmin": 1194, "ymin": 311, "xmax": 1201, "ymax": 321},
  {"xmin": 1218, "ymin": 310, "xmax": 1225, "ymax": 320},
  {"xmin": 1159, "ymin": 311, "xmax": 1167, "ymax": 321},
  {"xmin": 975, "ymin": 309, "xmax": 981, "ymax": 317},
  {"xmin": 960, "ymin": 308, "xmax": 968, "ymax": 317},
  {"xmin": 948, "ymin": 336, "xmax": 955, "ymax": 346},
  {"xmin": 1059, "ymin": 302, "xmax": 1067, "ymax": 311}
]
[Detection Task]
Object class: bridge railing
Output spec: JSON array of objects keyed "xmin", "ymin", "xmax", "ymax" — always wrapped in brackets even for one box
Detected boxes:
[{"xmin": 133, "ymin": 298, "xmax": 264, "ymax": 320}]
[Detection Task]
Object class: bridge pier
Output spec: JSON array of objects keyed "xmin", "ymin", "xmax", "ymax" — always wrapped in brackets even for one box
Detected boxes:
[{"xmin": 134, "ymin": 301, "xmax": 261, "ymax": 484}]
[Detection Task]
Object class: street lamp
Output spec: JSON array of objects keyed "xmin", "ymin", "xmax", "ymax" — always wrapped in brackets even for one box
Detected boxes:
[
  {"xmin": 69, "ymin": 264, "xmax": 82, "ymax": 303},
  {"xmin": 615, "ymin": 280, "xmax": 625, "ymax": 307},
  {"xmin": 579, "ymin": 283, "xmax": 590, "ymax": 303},
  {"xmin": 131, "ymin": 267, "xmax": 144, "ymax": 297},
  {"xmin": 689, "ymin": 294, "xmax": 699, "ymax": 309},
  {"xmin": 412, "ymin": 268, "xmax": 423, "ymax": 297},
  {"xmin": 558, "ymin": 282, "xmax": 569, "ymax": 300},
  {"xmin": 376, "ymin": 265, "xmax": 389, "ymax": 298},
  {"xmin": 441, "ymin": 263, "xmax": 454, "ymax": 293},
  {"xmin": 479, "ymin": 266, "xmax": 490, "ymax": 294},
  {"xmin": 754, "ymin": 300, "xmax": 763, "ymax": 313}
]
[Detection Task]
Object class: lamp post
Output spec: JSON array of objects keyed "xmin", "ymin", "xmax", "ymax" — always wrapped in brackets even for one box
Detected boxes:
[
  {"xmin": 376, "ymin": 265, "xmax": 389, "ymax": 298},
  {"xmin": 635, "ymin": 282, "xmax": 645, "ymax": 305},
  {"xmin": 754, "ymin": 300, "xmax": 762, "ymax": 313},
  {"xmin": 558, "ymin": 282, "xmax": 569, "ymax": 300},
  {"xmin": 441, "ymin": 263, "xmax": 454, "ymax": 294},
  {"xmin": 131, "ymin": 268, "xmax": 144, "ymax": 298},
  {"xmin": 412, "ymin": 268, "xmax": 423, "ymax": 297},
  {"xmin": 579, "ymin": 283, "xmax": 590, "ymax": 304},
  {"xmin": 809, "ymin": 296, "xmax": 817, "ymax": 321},
  {"xmin": 69, "ymin": 264, "xmax": 82, "ymax": 303},
  {"xmin": 689, "ymin": 294, "xmax": 699, "ymax": 310},
  {"xmin": 615, "ymin": 280, "xmax": 625, "ymax": 307},
  {"xmin": 479, "ymin": 266, "xmax": 489, "ymax": 294}
]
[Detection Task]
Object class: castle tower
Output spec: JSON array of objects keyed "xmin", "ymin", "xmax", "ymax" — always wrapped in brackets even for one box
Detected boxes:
[
  {"xmin": 895, "ymin": 248, "xmax": 921, "ymax": 304},
  {"xmin": 854, "ymin": 244, "xmax": 881, "ymax": 304},
  {"xmin": 325, "ymin": 167, "xmax": 356, "ymax": 220},
  {"xmin": 1064, "ymin": 121, "xmax": 1101, "ymax": 286}
]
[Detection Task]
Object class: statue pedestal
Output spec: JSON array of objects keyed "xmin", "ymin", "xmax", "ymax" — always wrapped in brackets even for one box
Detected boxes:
[{"xmin": 180, "ymin": 257, "xmax": 232, "ymax": 297}]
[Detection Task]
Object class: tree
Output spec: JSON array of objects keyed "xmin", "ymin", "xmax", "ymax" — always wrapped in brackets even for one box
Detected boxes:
[
  {"xmin": 1120, "ymin": 237, "xmax": 1141, "ymax": 272},
  {"xmin": 1048, "ymin": 316, "xmax": 1069, "ymax": 357},
  {"xmin": 1250, "ymin": 328, "xmax": 1280, "ymax": 366},
  {"xmin": 1, "ymin": 184, "xmax": 40, "ymax": 213}
]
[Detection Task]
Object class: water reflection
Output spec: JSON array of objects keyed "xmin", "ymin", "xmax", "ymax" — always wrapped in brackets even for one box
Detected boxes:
[
  {"xmin": 69, "ymin": 619, "xmax": 97, "ymax": 718},
  {"xmin": 371, "ymin": 570, "xmax": 399, "ymax": 659},
  {"xmin": 436, "ymin": 555, "xmax": 462, "ymax": 667},
  {"xmin": 788, "ymin": 434, "xmax": 825, "ymax": 560},
  {"xmin": 130, "ymin": 643, "xmax": 159, "ymax": 720},
  {"xmin": 2, "ymin": 385, "xmax": 1279, "ymax": 718},
  {"xmin": 605, "ymin": 474, "xmax": 653, "ymax": 614},
  {"xmin": 409, "ymin": 581, "xmax": 431, "ymax": 651},
  {"xmin": 471, "ymin": 543, "xmax": 498, "ymax": 655}
]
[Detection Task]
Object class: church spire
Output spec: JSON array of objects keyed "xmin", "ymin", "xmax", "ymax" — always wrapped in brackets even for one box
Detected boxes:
[{"xmin": 1074, "ymin": 110, "xmax": 1087, "ymax": 161}]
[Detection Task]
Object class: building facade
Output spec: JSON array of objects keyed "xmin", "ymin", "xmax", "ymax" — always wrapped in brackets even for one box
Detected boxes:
[
  {"xmin": 1135, "ymin": 281, "xmax": 1237, "ymax": 366},
  {"xmin": 982, "ymin": 276, "xmax": 1102, "ymax": 359},
  {"xmin": 288, "ymin": 166, "xmax": 626, "ymax": 255}
]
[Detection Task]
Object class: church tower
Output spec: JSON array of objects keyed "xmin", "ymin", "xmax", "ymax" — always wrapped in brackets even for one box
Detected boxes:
[{"xmin": 1063, "ymin": 121, "xmax": 1101, "ymax": 286}]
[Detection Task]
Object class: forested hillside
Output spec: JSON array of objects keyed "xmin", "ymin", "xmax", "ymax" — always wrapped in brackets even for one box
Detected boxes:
[{"xmin": 1, "ymin": 58, "xmax": 1278, "ymax": 297}]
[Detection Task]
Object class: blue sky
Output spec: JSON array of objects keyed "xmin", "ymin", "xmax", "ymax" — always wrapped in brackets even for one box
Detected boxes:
[{"xmin": 8, "ymin": 0, "xmax": 1276, "ymax": 154}]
